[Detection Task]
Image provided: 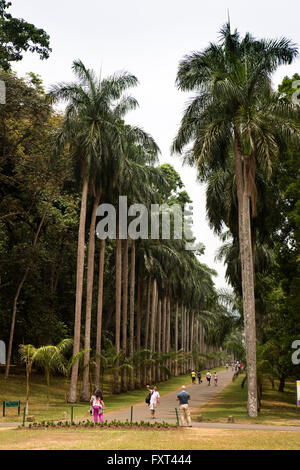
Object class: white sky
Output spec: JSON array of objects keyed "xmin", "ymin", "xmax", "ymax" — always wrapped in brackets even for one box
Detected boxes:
[{"xmin": 9, "ymin": 0, "xmax": 300, "ymax": 290}]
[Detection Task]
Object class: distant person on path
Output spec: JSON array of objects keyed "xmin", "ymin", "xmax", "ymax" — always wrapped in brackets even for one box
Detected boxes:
[
  {"xmin": 231, "ymin": 362, "xmax": 234, "ymax": 371},
  {"xmin": 206, "ymin": 370, "xmax": 211, "ymax": 386},
  {"xmin": 226, "ymin": 363, "xmax": 229, "ymax": 371},
  {"xmin": 213, "ymin": 372, "xmax": 218, "ymax": 386},
  {"xmin": 91, "ymin": 389, "xmax": 104, "ymax": 424},
  {"xmin": 176, "ymin": 385, "xmax": 192, "ymax": 427},
  {"xmin": 197, "ymin": 370, "xmax": 202, "ymax": 384},
  {"xmin": 146, "ymin": 385, "xmax": 160, "ymax": 419},
  {"xmin": 191, "ymin": 370, "xmax": 197, "ymax": 384}
]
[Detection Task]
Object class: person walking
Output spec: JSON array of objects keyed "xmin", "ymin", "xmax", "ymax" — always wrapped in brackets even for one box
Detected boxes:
[
  {"xmin": 213, "ymin": 372, "xmax": 218, "ymax": 386},
  {"xmin": 191, "ymin": 370, "xmax": 197, "ymax": 384},
  {"xmin": 197, "ymin": 370, "xmax": 202, "ymax": 384},
  {"xmin": 226, "ymin": 363, "xmax": 229, "ymax": 371},
  {"xmin": 176, "ymin": 385, "xmax": 192, "ymax": 427},
  {"xmin": 206, "ymin": 370, "xmax": 211, "ymax": 386},
  {"xmin": 91, "ymin": 389, "xmax": 104, "ymax": 424},
  {"xmin": 146, "ymin": 385, "xmax": 160, "ymax": 419}
]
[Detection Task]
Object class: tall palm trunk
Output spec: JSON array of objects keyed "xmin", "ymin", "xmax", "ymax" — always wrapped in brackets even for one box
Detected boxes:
[
  {"xmin": 190, "ymin": 311, "xmax": 194, "ymax": 369},
  {"xmin": 144, "ymin": 277, "xmax": 151, "ymax": 350},
  {"xmin": 113, "ymin": 228, "xmax": 122, "ymax": 394},
  {"xmin": 234, "ymin": 128, "xmax": 257, "ymax": 417},
  {"xmin": 69, "ymin": 176, "xmax": 89, "ymax": 403},
  {"xmin": 149, "ymin": 278, "xmax": 157, "ymax": 384},
  {"xmin": 94, "ymin": 239, "xmax": 105, "ymax": 389},
  {"xmin": 121, "ymin": 239, "xmax": 129, "ymax": 392},
  {"xmin": 136, "ymin": 271, "xmax": 143, "ymax": 388},
  {"xmin": 196, "ymin": 318, "xmax": 199, "ymax": 367},
  {"xmin": 181, "ymin": 304, "xmax": 184, "ymax": 374},
  {"xmin": 156, "ymin": 298, "xmax": 161, "ymax": 382},
  {"xmin": 186, "ymin": 310, "xmax": 190, "ymax": 372},
  {"xmin": 162, "ymin": 295, "xmax": 167, "ymax": 380},
  {"xmin": 128, "ymin": 239, "xmax": 136, "ymax": 390},
  {"xmin": 166, "ymin": 293, "xmax": 171, "ymax": 378},
  {"xmin": 143, "ymin": 277, "xmax": 151, "ymax": 384},
  {"xmin": 183, "ymin": 307, "xmax": 187, "ymax": 374},
  {"xmin": 81, "ymin": 192, "xmax": 100, "ymax": 401},
  {"xmin": 175, "ymin": 300, "xmax": 178, "ymax": 376}
]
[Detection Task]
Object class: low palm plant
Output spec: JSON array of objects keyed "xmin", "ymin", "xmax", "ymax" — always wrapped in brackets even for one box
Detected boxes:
[
  {"xmin": 18, "ymin": 343, "xmax": 37, "ymax": 413},
  {"xmin": 33, "ymin": 338, "xmax": 73, "ymax": 406}
]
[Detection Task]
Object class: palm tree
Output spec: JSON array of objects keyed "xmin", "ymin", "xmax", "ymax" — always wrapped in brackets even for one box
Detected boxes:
[
  {"xmin": 49, "ymin": 60, "xmax": 138, "ymax": 402},
  {"xmin": 18, "ymin": 344, "xmax": 37, "ymax": 413},
  {"xmin": 172, "ymin": 23, "xmax": 300, "ymax": 416},
  {"xmin": 33, "ymin": 339, "xmax": 73, "ymax": 406}
]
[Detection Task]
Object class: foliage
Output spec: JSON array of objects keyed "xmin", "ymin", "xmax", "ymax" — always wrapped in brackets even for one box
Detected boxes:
[{"xmin": 0, "ymin": 1, "xmax": 51, "ymax": 70}]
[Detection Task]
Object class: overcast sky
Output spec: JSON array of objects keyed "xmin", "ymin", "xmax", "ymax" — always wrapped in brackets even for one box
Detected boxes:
[{"xmin": 9, "ymin": 0, "xmax": 300, "ymax": 290}]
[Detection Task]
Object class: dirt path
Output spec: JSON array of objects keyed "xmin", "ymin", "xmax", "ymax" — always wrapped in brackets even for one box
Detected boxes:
[{"xmin": 102, "ymin": 368, "xmax": 235, "ymax": 424}]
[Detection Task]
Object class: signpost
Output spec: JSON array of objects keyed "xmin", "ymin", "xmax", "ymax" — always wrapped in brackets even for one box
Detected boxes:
[{"xmin": 3, "ymin": 400, "xmax": 20, "ymax": 417}]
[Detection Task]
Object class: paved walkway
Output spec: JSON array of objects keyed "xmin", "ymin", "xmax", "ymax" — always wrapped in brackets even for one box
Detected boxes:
[
  {"xmin": 103, "ymin": 369, "xmax": 234, "ymax": 424},
  {"xmin": 101, "ymin": 369, "xmax": 300, "ymax": 432}
]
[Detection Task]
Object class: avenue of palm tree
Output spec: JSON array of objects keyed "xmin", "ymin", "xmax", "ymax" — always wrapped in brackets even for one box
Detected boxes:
[{"xmin": 1, "ymin": 17, "xmax": 300, "ymax": 422}]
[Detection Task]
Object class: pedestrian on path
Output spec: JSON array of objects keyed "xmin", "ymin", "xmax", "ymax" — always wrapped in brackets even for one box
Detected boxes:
[
  {"xmin": 91, "ymin": 389, "xmax": 104, "ymax": 424},
  {"xmin": 176, "ymin": 385, "xmax": 192, "ymax": 427},
  {"xmin": 226, "ymin": 363, "xmax": 229, "ymax": 371},
  {"xmin": 197, "ymin": 370, "xmax": 202, "ymax": 384},
  {"xmin": 146, "ymin": 385, "xmax": 160, "ymax": 419},
  {"xmin": 206, "ymin": 370, "xmax": 211, "ymax": 386},
  {"xmin": 191, "ymin": 370, "xmax": 197, "ymax": 384},
  {"xmin": 213, "ymin": 372, "xmax": 218, "ymax": 386}
]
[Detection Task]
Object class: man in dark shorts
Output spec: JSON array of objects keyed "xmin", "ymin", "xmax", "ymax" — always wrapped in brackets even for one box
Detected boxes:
[
  {"xmin": 197, "ymin": 371, "xmax": 202, "ymax": 384},
  {"xmin": 176, "ymin": 385, "xmax": 192, "ymax": 427}
]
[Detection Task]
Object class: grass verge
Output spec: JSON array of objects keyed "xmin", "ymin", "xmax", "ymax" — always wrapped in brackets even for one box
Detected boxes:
[
  {"xmin": 0, "ymin": 426, "xmax": 299, "ymax": 450},
  {"xmin": 192, "ymin": 372, "xmax": 300, "ymax": 426}
]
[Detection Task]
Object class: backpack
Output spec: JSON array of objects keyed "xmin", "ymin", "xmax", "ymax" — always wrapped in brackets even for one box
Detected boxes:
[{"xmin": 145, "ymin": 390, "xmax": 152, "ymax": 404}]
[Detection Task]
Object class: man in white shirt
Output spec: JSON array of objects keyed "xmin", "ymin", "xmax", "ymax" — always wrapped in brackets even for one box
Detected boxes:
[
  {"xmin": 206, "ymin": 371, "xmax": 212, "ymax": 386},
  {"xmin": 146, "ymin": 385, "xmax": 160, "ymax": 419}
]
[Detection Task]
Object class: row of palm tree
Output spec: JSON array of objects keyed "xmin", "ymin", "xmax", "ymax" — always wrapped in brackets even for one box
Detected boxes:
[{"xmin": 50, "ymin": 60, "xmax": 234, "ymax": 403}]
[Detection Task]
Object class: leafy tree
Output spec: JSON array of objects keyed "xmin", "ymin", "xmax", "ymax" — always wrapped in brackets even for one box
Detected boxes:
[{"xmin": 0, "ymin": 1, "xmax": 51, "ymax": 71}]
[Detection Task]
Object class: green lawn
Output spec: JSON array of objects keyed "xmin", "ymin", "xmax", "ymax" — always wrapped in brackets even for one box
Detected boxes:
[
  {"xmin": 0, "ymin": 426, "xmax": 299, "ymax": 450},
  {"xmin": 193, "ymin": 372, "xmax": 300, "ymax": 426}
]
